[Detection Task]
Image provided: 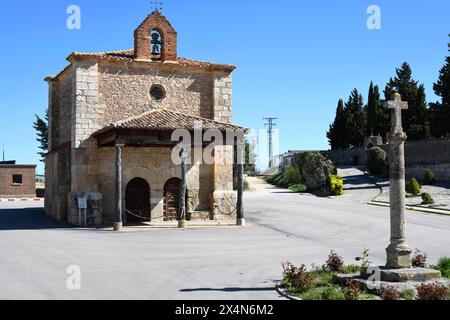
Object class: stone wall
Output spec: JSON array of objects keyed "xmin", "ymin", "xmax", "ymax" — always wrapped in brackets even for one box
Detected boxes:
[
  {"xmin": 72, "ymin": 60, "xmax": 100, "ymax": 148},
  {"xmin": 212, "ymin": 145, "xmax": 237, "ymax": 219},
  {"xmin": 98, "ymin": 62, "xmax": 214, "ymax": 124},
  {"xmin": 324, "ymin": 137, "xmax": 450, "ymax": 182},
  {"xmin": 69, "ymin": 144, "xmax": 218, "ymax": 225},
  {"xmin": 0, "ymin": 165, "xmax": 36, "ymax": 198},
  {"xmin": 212, "ymin": 71, "xmax": 233, "ymax": 124},
  {"xmin": 47, "ymin": 68, "xmax": 73, "ymax": 151},
  {"xmin": 45, "ymin": 144, "xmax": 71, "ymax": 222}
]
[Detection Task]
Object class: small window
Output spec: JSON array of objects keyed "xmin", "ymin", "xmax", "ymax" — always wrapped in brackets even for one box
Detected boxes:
[
  {"xmin": 13, "ymin": 174, "xmax": 23, "ymax": 185},
  {"xmin": 150, "ymin": 84, "xmax": 166, "ymax": 102}
]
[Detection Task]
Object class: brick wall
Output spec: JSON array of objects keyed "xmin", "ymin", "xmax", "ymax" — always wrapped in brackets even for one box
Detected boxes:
[
  {"xmin": 0, "ymin": 165, "xmax": 36, "ymax": 198},
  {"xmin": 134, "ymin": 12, "xmax": 177, "ymax": 61}
]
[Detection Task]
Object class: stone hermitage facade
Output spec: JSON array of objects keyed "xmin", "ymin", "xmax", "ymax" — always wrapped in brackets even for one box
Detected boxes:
[{"xmin": 45, "ymin": 11, "xmax": 245, "ymax": 226}]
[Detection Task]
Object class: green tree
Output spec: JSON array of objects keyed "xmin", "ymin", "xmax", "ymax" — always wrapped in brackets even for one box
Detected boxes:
[
  {"xmin": 429, "ymin": 35, "xmax": 450, "ymax": 138},
  {"xmin": 327, "ymin": 99, "xmax": 349, "ymax": 150},
  {"xmin": 244, "ymin": 139, "xmax": 256, "ymax": 175},
  {"xmin": 408, "ymin": 84, "xmax": 430, "ymax": 140},
  {"xmin": 384, "ymin": 63, "xmax": 428, "ymax": 140},
  {"xmin": 345, "ymin": 89, "xmax": 367, "ymax": 148},
  {"xmin": 366, "ymin": 82, "xmax": 382, "ymax": 137},
  {"xmin": 33, "ymin": 109, "xmax": 48, "ymax": 162}
]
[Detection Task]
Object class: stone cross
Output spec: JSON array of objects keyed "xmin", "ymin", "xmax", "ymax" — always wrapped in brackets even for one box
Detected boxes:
[
  {"xmin": 383, "ymin": 93, "xmax": 412, "ymax": 269},
  {"xmin": 386, "ymin": 93, "xmax": 409, "ymax": 132}
]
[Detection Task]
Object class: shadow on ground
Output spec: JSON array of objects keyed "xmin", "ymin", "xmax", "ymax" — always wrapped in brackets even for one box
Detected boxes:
[
  {"xmin": 0, "ymin": 207, "xmax": 71, "ymax": 231},
  {"xmin": 180, "ymin": 287, "xmax": 276, "ymax": 293}
]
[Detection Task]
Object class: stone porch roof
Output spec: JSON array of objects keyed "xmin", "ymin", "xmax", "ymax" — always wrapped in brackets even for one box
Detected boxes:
[{"xmin": 95, "ymin": 108, "xmax": 247, "ymax": 135}]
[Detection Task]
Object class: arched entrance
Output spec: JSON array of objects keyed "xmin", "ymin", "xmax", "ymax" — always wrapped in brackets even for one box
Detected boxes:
[
  {"xmin": 125, "ymin": 178, "xmax": 151, "ymax": 223},
  {"xmin": 163, "ymin": 178, "xmax": 182, "ymax": 221}
]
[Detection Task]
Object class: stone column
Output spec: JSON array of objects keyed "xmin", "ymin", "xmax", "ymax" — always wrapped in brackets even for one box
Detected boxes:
[
  {"xmin": 179, "ymin": 149, "xmax": 188, "ymax": 228},
  {"xmin": 236, "ymin": 137, "xmax": 245, "ymax": 226},
  {"xmin": 384, "ymin": 93, "xmax": 412, "ymax": 269},
  {"xmin": 114, "ymin": 144, "xmax": 125, "ymax": 231}
]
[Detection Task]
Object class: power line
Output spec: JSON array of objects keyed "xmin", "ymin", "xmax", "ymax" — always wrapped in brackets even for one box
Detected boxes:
[{"xmin": 264, "ymin": 118, "xmax": 278, "ymax": 168}]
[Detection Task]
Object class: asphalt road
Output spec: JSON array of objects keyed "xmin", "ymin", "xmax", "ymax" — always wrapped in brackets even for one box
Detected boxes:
[{"xmin": 0, "ymin": 182, "xmax": 449, "ymax": 300}]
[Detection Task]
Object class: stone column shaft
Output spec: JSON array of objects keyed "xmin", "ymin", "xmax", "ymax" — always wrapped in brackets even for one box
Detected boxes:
[
  {"xmin": 115, "ymin": 144, "xmax": 124, "ymax": 225},
  {"xmin": 384, "ymin": 94, "xmax": 412, "ymax": 269}
]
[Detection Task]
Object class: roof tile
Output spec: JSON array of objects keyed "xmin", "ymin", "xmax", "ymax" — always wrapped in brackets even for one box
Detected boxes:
[{"xmin": 96, "ymin": 108, "xmax": 246, "ymax": 134}]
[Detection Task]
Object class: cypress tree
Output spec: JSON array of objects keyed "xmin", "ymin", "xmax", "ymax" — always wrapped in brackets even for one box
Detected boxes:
[
  {"xmin": 429, "ymin": 35, "xmax": 450, "ymax": 138},
  {"xmin": 409, "ymin": 84, "xmax": 430, "ymax": 140},
  {"xmin": 384, "ymin": 62, "xmax": 428, "ymax": 140},
  {"xmin": 345, "ymin": 89, "xmax": 367, "ymax": 148},
  {"xmin": 366, "ymin": 82, "xmax": 382, "ymax": 137},
  {"xmin": 33, "ymin": 109, "xmax": 49, "ymax": 162},
  {"xmin": 327, "ymin": 99, "xmax": 349, "ymax": 150}
]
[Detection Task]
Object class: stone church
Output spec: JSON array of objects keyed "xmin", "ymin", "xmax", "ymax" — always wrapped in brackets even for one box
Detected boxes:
[{"xmin": 45, "ymin": 11, "xmax": 245, "ymax": 226}]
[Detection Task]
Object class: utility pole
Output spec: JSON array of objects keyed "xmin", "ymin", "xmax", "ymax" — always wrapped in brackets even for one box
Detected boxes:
[{"xmin": 264, "ymin": 118, "xmax": 278, "ymax": 168}]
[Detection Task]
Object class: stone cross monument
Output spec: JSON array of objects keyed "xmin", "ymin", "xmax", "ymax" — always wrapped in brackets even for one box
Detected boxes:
[{"xmin": 383, "ymin": 93, "xmax": 412, "ymax": 269}]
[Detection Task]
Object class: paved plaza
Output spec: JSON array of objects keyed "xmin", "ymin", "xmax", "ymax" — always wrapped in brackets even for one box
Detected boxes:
[{"xmin": 0, "ymin": 179, "xmax": 449, "ymax": 300}]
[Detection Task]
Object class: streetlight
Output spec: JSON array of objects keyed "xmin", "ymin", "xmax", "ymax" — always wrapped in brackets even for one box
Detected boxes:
[{"xmin": 178, "ymin": 149, "xmax": 189, "ymax": 229}]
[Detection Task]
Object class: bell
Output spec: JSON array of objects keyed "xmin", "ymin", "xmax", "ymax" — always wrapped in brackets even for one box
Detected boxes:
[{"xmin": 151, "ymin": 44, "xmax": 160, "ymax": 55}]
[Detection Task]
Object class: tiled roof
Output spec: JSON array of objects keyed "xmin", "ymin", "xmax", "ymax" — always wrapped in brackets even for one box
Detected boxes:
[
  {"xmin": 96, "ymin": 108, "xmax": 247, "ymax": 134},
  {"xmin": 67, "ymin": 49, "xmax": 236, "ymax": 71}
]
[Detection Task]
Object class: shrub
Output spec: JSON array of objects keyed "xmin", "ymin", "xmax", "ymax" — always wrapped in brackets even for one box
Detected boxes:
[
  {"xmin": 282, "ymin": 262, "xmax": 313, "ymax": 293},
  {"xmin": 288, "ymin": 184, "xmax": 307, "ymax": 193},
  {"xmin": 265, "ymin": 173, "xmax": 290, "ymax": 188},
  {"xmin": 367, "ymin": 147, "xmax": 388, "ymax": 176},
  {"xmin": 326, "ymin": 251, "xmax": 344, "ymax": 272},
  {"xmin": 405, "ymin": 178, "xmax": 422, "ymax": 196},
  {"xmin": 343, "ymin": 280, "xmax": 361, "ymax": 300},
  {"xmin": 424, "ymin": 170, "xmax": 436, "ymax": 185},
  {"xmin": 417, "ymin": 282, "xmax": 449, "ymax": 300},
  {"xmin": 320, "ymin": 286, "xmax": 346, "ymax": 300},
  {"xmin": 412, "ymin": 249, "xmax": 428, "ymax": 268},
  {"xmin": 243, "ymin": 180, "xmax": 249, "ymax": 191},
  {"xmin": 433, "ymin": 257, "xmax": 450, "ymax": 278},
  {"xmin": 300, "ymin": 152, "xmax": 336, "ymax": 190},
  {"xmin": 355, "ymin": 248, "xmax": 372, "ymax": 268},
  {"xmin": 341, "ymin": 264, "xmax": 362, "ymax": 275},
  {"xmin": 421, "ymin": 193, "xmax": 435, "ymax": 205},
  {"xmin": 284, "ymin": 165, "xmax": 301, "ymax": 185},
  {"xmin": 380, "ymin": 286, "xmax": 400, "ymax": 301},
  {"xmin": 329, "ymin": 175, "xmax": 344, "ymax": 196}
]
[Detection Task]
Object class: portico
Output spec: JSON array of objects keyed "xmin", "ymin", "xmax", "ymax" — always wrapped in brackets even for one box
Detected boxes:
[{"xmin": 93, "ymin": 108, "xmax": 246, "ymax": 226}]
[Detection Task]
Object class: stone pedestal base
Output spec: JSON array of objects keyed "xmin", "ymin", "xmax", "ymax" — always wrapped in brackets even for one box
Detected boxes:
[
  {"xmin": 334, "ymin": 267, "xmax": 446, "ymax": 299},
  {"xmin": 361, "ymin": 267, "xmax": 442, "ymax": 282},
  {"xmin": 236, "ymin": 218, "xmax": 246, "ymax": 226},
  {"xmin": 386, "ymin": 244, "xmax": 412, "ymax": 269},
  {"xmin": 113, "ymin": 222, "xmax": 123, "ymax": 232},
  {"xmin": 178, "ymin": 220, "xmax": 187, "ymax": 229}
]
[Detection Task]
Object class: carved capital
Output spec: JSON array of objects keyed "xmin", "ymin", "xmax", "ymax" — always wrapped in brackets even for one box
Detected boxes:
[{"xmin": 388, "ymin": 131, "xmax": 407, "ymax": 144}]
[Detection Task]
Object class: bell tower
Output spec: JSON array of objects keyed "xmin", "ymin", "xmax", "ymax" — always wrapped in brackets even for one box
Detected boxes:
[{"xmin": 134, "ymin": 11, "xmax": 178, "ymax": 61}]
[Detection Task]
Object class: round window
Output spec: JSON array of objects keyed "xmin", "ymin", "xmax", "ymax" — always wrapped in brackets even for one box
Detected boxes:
[{"xmin": 150, "ymin": 84, "xmax": 166, "ymax": 102}]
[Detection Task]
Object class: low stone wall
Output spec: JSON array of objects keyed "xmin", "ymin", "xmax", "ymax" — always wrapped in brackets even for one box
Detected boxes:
[
  {"xmin": 322, "ymin": 138, "xmax": 450, "ymax": 182},
  {"xmin": 322, "ymin": 149, "xmax": 367, "ymax": 166},
  {"xmin": 406, "ymin": 163, "xmax": 450, "ymax": 183}
]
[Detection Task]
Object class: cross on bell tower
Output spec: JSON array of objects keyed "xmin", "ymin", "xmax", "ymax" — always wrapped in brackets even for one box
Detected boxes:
[{"xmin": 151, "ymin": 0, "xmax": 164, "ymax": 13}]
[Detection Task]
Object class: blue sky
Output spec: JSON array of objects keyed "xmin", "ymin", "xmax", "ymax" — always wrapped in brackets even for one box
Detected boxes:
[{"xmin": 0, "ymin": 0, "xmax": 449, "ymax": 173}]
